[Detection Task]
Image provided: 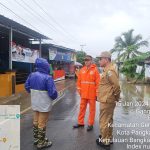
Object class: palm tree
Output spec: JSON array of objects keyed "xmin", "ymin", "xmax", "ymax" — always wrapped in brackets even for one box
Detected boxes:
[{"xmin": 111, "ymin": 29, "xmax": 149, "ymax": 61}]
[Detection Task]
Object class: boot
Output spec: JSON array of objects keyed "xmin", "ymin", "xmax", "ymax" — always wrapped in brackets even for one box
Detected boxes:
[
  {"xmin": 87, "ymin": 125, "xmax": 93, "ymax": 131},
  {"xmin": 33, "ymin": 125, "xmax": 48, "ymax": 145},
  {"xmin": 96, "ymin": 135, "xmax": 111, "ymax": 148},
  {"xmin": 99, "ymin": 135, "xmax": 113, "ymax": 144},
  {"xmin": 33, "ymin": 125, "xmax": 38, "ymax": 145},
  {"xmin": 73, "ymin": 124, "xmax": 84, "ymax": 128},
  {"xmin": 37, "ymin": 127, "xmax": 52, "ymax": 149}
]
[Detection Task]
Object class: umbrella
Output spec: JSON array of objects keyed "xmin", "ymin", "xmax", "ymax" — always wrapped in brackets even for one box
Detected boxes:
[{"xmin": 75, "ymin": 62, "xmax": 83, "ymax": 66}]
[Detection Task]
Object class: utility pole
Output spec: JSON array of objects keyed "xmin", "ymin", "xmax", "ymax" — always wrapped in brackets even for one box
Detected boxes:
[{"xmin": 80, "ymin": 44, "xmax": 86, "ymax": 51}]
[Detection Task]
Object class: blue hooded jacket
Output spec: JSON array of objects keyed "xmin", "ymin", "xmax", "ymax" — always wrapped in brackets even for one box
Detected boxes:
[{"xmin": 25, "ymin": 58, "xmax": 58, "ymax": 100}]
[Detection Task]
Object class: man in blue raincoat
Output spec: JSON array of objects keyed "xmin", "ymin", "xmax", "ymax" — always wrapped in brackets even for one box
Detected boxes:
[{"xmin": 25, "ymin": 58, "xmax": 58, "ymax": 149}]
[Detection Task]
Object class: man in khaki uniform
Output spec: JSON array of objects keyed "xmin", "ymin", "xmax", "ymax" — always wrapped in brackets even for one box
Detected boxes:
[{"xmin": 96, "ymin": 51, "xmax": 120, "ymax": 148}]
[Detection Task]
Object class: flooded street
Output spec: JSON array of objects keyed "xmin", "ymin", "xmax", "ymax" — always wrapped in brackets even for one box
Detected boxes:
[
  {"xmin": 111, "ymin": 81, "xmax": 150, "ymax": 150},
  {"xmin": 20, "ymin": 79, "xmax": 150, "ymax": 150},
  {"xmin": 1, "ymin": 1, "xmax": 150, "ymax": 149}
]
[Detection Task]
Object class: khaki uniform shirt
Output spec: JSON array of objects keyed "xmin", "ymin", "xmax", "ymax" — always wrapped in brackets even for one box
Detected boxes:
[{"xmin": 98, "ymin": 63, "xmax": 120, "ymax": 103}]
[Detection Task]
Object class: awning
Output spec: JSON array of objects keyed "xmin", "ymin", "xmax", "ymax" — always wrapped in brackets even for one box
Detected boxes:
[{"xmin": 0, "ymin": 15, "xmax": 50, "ymax": 39}]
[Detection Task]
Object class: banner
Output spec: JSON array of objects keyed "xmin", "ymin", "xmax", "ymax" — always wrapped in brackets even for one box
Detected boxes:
[
  {"xmin": 71, "ymin": 52, "xmax": 76, "ymax": 61},
  {"xmin": 12, "ymin": 42, "xmax": 39, "ymax": 63},
  {"xmin": 55, "ymin": 51, "xmax": 71, "ymax": 62},
  {"xmin": 53, "ymin": 70, "xmax": 65, "ymax": 81},
  {"xmin": 49, "ymin": 48, "xmax": 57, "ymax": 60},
  {"xmin": 49, "ymin": 47, "xmax": 71, "ymax": 62}
]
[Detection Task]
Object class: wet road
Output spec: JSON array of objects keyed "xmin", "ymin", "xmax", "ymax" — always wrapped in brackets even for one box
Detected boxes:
[
  {"xmin": 21, "ymin": 79, "xmax": 150, "ymax": 150},
  {"xmin": 0, "ymin": 79, "xmax": 73, "ymax": 112}
]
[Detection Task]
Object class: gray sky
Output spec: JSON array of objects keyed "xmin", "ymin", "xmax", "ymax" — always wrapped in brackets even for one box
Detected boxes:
[{"xmin": 0, "ymin": 0, "xmax": 150, "ymax": 57}]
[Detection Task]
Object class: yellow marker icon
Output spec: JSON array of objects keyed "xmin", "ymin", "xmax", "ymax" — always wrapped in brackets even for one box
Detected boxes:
[{"xmin": 3, "ymin": 138, "xmax": 7, "ymax": 143}]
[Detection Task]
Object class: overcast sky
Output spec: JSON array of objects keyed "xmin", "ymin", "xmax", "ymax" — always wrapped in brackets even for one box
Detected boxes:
[{"xmin": 0, "ymin": 0, "xmax": 150, "ymax": 57}]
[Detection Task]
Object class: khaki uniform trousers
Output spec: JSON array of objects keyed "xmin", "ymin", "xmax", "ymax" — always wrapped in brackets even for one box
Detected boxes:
[{"xmin": 99, "ymin": 102, "xmax": 116, "ymax": 144}]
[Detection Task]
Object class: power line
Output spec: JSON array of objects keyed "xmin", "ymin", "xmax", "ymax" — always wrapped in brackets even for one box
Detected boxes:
[
  {"xmin": 13, "ymin": 0, "xmax": 60, "ymax": 39},
  {"xmin": 20, "ymin": 0, "xmax": 61, "ymax": 33},
  {"xmin": 12, "ymin": 0, "xmax": 71, "ymax": 45},
  {"xmin": 0, "ymin": 1, "xmax": 41, "ymax": 33},
  {"xmin": 13, "ymin": 0, "xmax": 43, "ymax": 25},
  {"xmin": 0, "ymin": 1, "xmax": 60, "ymax": 45},
  {"xmin": 0, "ymin": 0, "xmax": 79, "ymax": 47},
  {"xmin": 32, "ymin": 0, "xmax": 79, "ymax": 42},
  {"xmin": 20, "ymin": 0, "xmax": 77, "ymax": 44}
]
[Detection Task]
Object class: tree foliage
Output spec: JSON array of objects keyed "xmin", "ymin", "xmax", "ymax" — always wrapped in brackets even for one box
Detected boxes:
[
  {"xmin": 76, "ymin": 51, "xmax": 87, "ymax": 65},
  {"xmin": 121, "ymin": 52, "xmax": 150, "ymax": 80},
  {"xmin": 111, "ymin": 29, "xmax": 149, "ymax": 62}
]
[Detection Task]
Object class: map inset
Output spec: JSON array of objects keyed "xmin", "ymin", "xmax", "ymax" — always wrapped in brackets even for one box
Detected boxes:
[{"xmin": 0, "ymin": 105, "xmax": 20, "ymax": 150}]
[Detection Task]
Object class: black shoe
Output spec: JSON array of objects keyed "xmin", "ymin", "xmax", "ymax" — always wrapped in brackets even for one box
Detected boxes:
[
  {"xmin": 73, "ymin": 124, "xmax": 84, "ymax": 128},
  {"xmin": 99, "ymin": 135, "xmax": 113, "ymax": 144},
  {"xmin": 96, "ymin": 138, "xmax": 110, "ymax": 148},
  {"xmin": 87, "ymin": 125, "xmax": 93, "ymax": 131}
]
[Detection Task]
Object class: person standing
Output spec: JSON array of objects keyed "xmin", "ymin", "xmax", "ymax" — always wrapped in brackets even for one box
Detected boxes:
[
  {"xmin": 96, "ymin": 51, "xmax": 120, "ymax": 148},
  {"xmin": 25, "ymin": 58, "xmax": 58, "ymax": 149},
  {"xmin": 73, "ymin": 55, "xmax": 100, "ymax": 131},
  {"xmin": 75, "ymin": 66, "xmax": 80, "ymax": 78}
]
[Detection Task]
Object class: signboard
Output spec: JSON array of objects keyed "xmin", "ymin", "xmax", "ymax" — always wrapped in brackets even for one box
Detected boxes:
[
  {"xmin": 49, "ymin": 47, "xmax": 71, "ymax": 62},
  {"xmin": 49, "ymin": 48, "xmax": 57, "ymax": 60},
  {"xmin": 12, "ymin": 42, "xmax": 39, "ymax": 63},
  {"xmin": 71, "ymin": 52, "xmax": 76, "ymax": 62}
]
